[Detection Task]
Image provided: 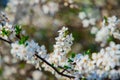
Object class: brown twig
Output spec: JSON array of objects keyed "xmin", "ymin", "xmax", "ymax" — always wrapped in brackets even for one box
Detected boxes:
[
  {"xmin": 0, "ymin": 37, "xmax": 12, "ymax": 44},
  {"xmin": 35, "ymin": 54, "xmax": 75, "ymax": 79}
]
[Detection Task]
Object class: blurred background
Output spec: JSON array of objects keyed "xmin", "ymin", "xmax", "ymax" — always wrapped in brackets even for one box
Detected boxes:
[{"xmin": 0, "ymin": 0, "xmax": 120, "ymax": 80}]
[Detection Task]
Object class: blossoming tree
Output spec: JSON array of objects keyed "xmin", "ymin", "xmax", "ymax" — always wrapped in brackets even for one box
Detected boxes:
[{"xmin": 0, "ymin": 12, "xmax": 120, "ymax": 80}]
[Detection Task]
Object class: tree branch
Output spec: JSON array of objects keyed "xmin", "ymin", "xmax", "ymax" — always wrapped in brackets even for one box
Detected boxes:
[
  {"xmin": 0, "ymin": 37, "xmax": 12, "ymax": 44},
  {"xmin": 61, "ymin": 68, "xmax": 67, "ymax": 73},
  {"xmin": 0, "ymin": 37, "xmax": 75, "ymax": 79},
  {"xmin": 35, "ymin": 54, "xmax": 75, "ymax": 79}
]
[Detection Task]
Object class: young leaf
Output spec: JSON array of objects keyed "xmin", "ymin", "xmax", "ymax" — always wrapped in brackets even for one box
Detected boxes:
[
  {"xmin": 71, "ymin": 52, "xmax": 76, "ymax": 58},
  {"xmin": 15, "ymin": 24, "xmax": 22, "ymax": 35},
  {"xmin": 64, "ymin": 30, "xmax": 69, "ymax": 37},
  {"xmin": 2, "ymin": 28, "xmax": 10, "ymax": 36},
  {"xmin": 84, "ymin": 49, "xmax": 91, "ymax": 55},
  {"xmin": 51, "ymin": 63, "xmax": 54, "ymax": 67},
  {"xmin": 19, "ymin": 36, "xmax": 29, "ymax": 44},
  {"xmin": 104, "ymin": 16, "xmax": 108, "ymax": 25},
  {"xmin": 64, "ymin": 65, "xmax": 71, "ymax": 69},
  {"xmin": 68, "ymin": 58, "xmax": 73, "ymax": 62}
]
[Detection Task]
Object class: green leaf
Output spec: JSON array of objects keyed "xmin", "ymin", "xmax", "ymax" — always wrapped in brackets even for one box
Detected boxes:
[
  {"xmin": 107, "ymin": 35, "xmax": 114, "ymax": 43},
  {"xmin": 104, "ymin": 16, "xmax": 108, "ymax": 25},
  {"xmin": 68, "ymin": 58, "xmax": 73, "ymax": 62},
  {"xmin": 84, "ymin": 49, "xmax": 91, "ymax": 55},
  {"xmin": 64, "ymin": 30, "xmax": 69, "ymax": 37},
  {"xmin": 15, "ymin": 24, "xmax": 22, "ymax": 35},
  {"xmin": 2, "ymin": 28, "xmax": 10, "ymax": 36},
  {"xmin": 71, "ymin": 52, "xmax": 76, "ymax": 58},
  {"xmin": 64, "ymin": 65, "xmax": 71, "ymax": 69},
  {"xmin": 19, "ymin": 36, "xmax": 29, "ymax": 44},
  {"xmin": 51, "ymin": 63, "xmax": 54, "ymax": 67}
]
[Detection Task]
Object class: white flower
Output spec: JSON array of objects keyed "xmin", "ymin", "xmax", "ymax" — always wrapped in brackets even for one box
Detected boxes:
[
  {"xmin": 38, "ymin": 45, "xmax": 47, "ymax": 58},
  {"xmin": 4, "ymin": 22, "xmax": 13, "ymax": 30},
  {"xmin": 90, "ymin": 27, "xmax": 98, "ymax": 34},
  {"xmin": 58, "ymin": 26, "xmax": 68, "ymax": 34},
  {"xmin": 95, "ymin": 27, "xmax": 109, "ymax": 42},
  {"xmin": 82, "ymin": 19, "xmax": 90, "ymax": 28},
  {"xmin": 113, "ymin": 32, "xmax": 120, "ymax": 40},
  {"xmin": 26, "ymin": 40, "xmax": 40, "ymax": 59},
  {"xmin": 74, "ymin": 53, "xmax": 83, "ymax": 62},
  {"xmin": 89, "ymin": 18, "xmax": 96, "ymax": 25},
  {"xmin": 42, "ymin": 5, "xmax": 49, "ymax": 14},
  {"xmin": 11, "ymin": 42, "xmax": 26, "ymax": 59},
  {"xmin": 87, "ymin": 61, "xmax": 95, "ymax": 71},
  {"xmin": 80, "ymin": 55, "xmax": 89, "ymax": 64},
  {"xmin": 110, "ymin": 69, "xmax": 120, "ymax": 80},
  {"xmin": 48, "ymin": 53, "xmax": 61, "ymax": 66},
  {"xmin": 42, "ymin": 2, "xmax": 59, "ymax": 16},
  {"xmin": 108, "ymin": 16, "xmax": 119, "ymax": 27},
  {"xmin": 78, "ymin": 12, "xmax": 86, "ymax": 20},
  {"xmin": 95, "ymin": 27, "xmax": 109, "ymax": 47}
]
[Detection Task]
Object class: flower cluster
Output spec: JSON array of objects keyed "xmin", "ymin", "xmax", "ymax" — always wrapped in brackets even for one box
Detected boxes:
[
  {"xmin": 0, "ymin": 12, "xmax": 13, "ymax": 39},
  {"xmin": 95, "ymin": 16, "xmax": 120, "ymax": 47},
  {"xmin": 78, "ymin": 11, "xmax": 97, "ymax": 28},
  {"xmin": 78, "ymin": 10, "xmax": 99, "ymax": 37},
  {"xmin": 42, "ymin": 27, "xmax": 74, "ymax": 74},
  {"xmin": 79, "ymin": 13, "xmax": 120, "ymax": 47},
  {"xmin": 11, "ymin": 40, "xmax": 47, "ymax": 68},
  {"xmin": 73, "ymin": 42, "xmax": 120, "ymax": 80}
]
